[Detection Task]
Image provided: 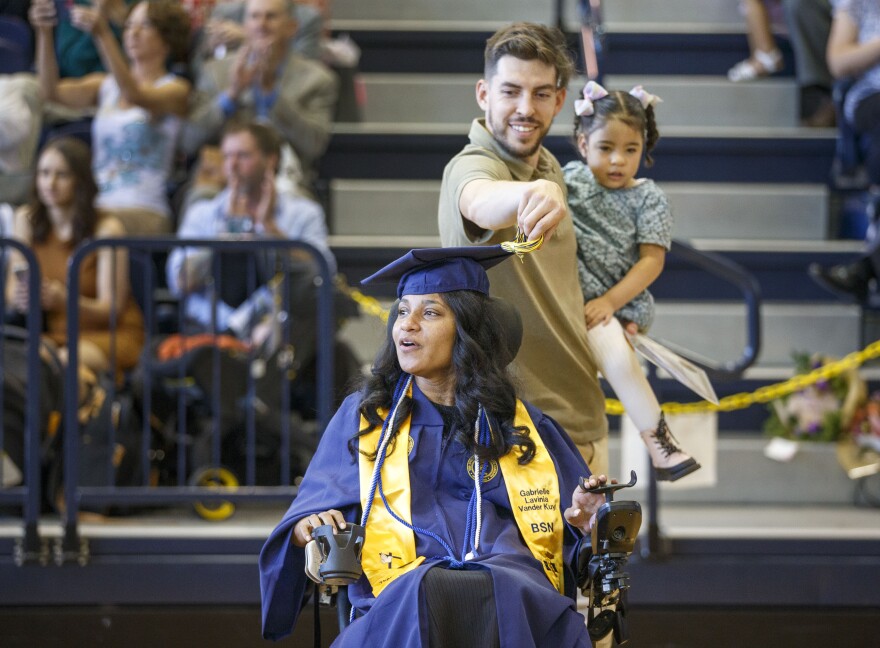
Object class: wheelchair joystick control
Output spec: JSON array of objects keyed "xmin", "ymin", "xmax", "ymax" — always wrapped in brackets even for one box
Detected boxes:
[
  {"xmin": 312, "ymin": 523, "xmax": 366, "ymax": 586},
  {"xmin": 576, "ymin": 470, "xmax": 642, "ymax": 646}
]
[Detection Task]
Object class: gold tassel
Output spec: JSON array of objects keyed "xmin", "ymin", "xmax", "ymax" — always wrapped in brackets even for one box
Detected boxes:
[{"xmin": 500, "ymin": 228, "xmax": 543, "ymax": 260}]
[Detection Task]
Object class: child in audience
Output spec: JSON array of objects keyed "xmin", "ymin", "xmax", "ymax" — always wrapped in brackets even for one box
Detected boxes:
[
  {"xmin": 563, "ymin": 81, "xmax": 700, "ymax": 482},
  {"xmin": 728, "ymin": 0, "xmax": 784, "ymax": 81},
  {"xmin": 4, "ymin": 137, "xmax": 144, "ymax": 377},
  {"xmin": 29, "ymin": 0, "xmax": 191, "ymax": 234}
]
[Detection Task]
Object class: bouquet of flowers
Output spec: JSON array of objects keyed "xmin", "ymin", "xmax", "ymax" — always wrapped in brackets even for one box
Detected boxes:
[{"xmin": 764, "ymin": 353, "xmax": 866, "ymax": 442}]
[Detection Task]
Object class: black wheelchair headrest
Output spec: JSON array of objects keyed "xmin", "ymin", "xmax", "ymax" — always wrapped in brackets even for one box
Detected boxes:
[{"xmin": 386, "ymin": 296, "xmax": 522, "ymax": 366}]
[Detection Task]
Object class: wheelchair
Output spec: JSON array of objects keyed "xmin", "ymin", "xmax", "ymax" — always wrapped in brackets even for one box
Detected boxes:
[
  {"xmin": 302, "ymin": 298, "xmax": 642, "ymax": 646},
  {"xmin": 306, "ymin": 471, "xmax": 642, "ymax": 647}
]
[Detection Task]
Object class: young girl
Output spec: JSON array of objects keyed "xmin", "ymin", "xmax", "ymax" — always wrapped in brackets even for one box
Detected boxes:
[{"xmin": 563, "ymin": 81, "xmax": 700, "ymax": 482}]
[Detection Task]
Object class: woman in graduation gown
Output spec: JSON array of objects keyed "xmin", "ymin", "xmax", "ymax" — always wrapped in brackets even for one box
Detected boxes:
[{"xmin": 259, "ymin": 246, "xmax": 609, "ymax": 647}]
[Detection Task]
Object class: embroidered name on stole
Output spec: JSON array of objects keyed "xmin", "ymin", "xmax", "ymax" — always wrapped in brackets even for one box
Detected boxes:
[
  {"xmin": 358, "ymin": 397, "xmax": 564, "ymax": 597},
  {"xmin": 497, "ymin": 400, "xmax": 564, "ymax": 593}
]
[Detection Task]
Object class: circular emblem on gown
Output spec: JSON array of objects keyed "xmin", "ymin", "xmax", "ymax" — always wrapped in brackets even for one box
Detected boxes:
[{"xmin": 466, "ymin": 456, "xmax": 499, "ymax": 482}]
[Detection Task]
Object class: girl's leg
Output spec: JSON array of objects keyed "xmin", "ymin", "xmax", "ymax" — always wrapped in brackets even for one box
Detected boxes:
[
  {"xmin": 728, "ymin": 0, "xmax": 783, "ymax": 81},
  {"xmin": 586, "ymin": 318, "xmax": 700, "ymax": 481},
  {"xmin": 743, "ymin": 0, "xmax": 778, "ymax": 58}
]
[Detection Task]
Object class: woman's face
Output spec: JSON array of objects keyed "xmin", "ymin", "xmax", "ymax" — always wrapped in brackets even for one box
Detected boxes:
[
  {"xmin": 124, "ymin": 2, "xmax": 169, "ymax": 61},
  {"xmin": 36, "ymin": 148, "xmax": 76, "ymax": 210},
  {"xmin": 392, "ymin": 293, "xmax": 457, "ymax": 384}
]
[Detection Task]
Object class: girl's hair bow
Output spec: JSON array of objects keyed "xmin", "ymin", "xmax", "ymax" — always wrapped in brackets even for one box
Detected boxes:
[
  {"xmin": 629, "ymin": 85, "xmax": 663, "ymax": 109},
  {"xmin": 574, "ymin": 80, "xmax": 609, "ymax": 117}
]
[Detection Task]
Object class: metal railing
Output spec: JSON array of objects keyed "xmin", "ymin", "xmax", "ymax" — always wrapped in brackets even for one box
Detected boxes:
[
  {"xmin": 57, "ymin": 237, "xmax": 336, "ymax": 562},
  {"xmin": 0, "ymin": 239, "xmax": 47, "ymax": 564},
  {"xmin": 643, "ymin": 239, "xmax": 762, "ymax": 557}
]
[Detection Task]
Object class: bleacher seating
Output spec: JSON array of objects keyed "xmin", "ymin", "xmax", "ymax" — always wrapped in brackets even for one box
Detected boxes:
[{"xmin": 1, "ymin": 2, "xmax": 878, "ymax": 646}]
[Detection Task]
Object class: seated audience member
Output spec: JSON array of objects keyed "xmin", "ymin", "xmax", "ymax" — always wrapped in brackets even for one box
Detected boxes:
[
  {"xmin": 809, "ymin": 0, "xmax": 880, "ymax": 299},
  {"xmin": 194, "ymin": 0, "xmax": 322, "ymax": 64},
  {"xmin": 728, "ymin": 1, "xmax": 836, "ymax": 126},
  {"xmin": 30, "ymin": 0, "xmax": 191, "ymax": 234},
  {"xmin": 259, "ymin": 246, "xmax": 609, "ymax": 646},
  {"xmin": 166, "ymin": 120, "xmax": 332, "ymax": 337},
  {"xmin": 0, "ymin": 74, "xmax": 43, "ymax": 207},
  {"xmin": 4, "ymin": 137, "xmax": 144, "ymax": 376},
  {"xmin": 783, "ymin": 0, "xmax": 836, "ymax": 127},
  {"xmin": 183, "ymin": 0, "xmax": 338, "ymax": 195}
]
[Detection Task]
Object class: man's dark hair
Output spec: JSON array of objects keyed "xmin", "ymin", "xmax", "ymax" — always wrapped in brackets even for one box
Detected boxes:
[
  {"xmin": 484, "ymin": 22, "xmax": 574, "ymax": 89},
  {"xmin": 222, "ymin": 120, "xmax": 283, "ymax": 160}
]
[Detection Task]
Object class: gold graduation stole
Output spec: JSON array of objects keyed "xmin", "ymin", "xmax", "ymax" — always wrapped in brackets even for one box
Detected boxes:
[
  {"xmin": 358, "ymin": 393, "xmax": 564, "ymax": 597},
  {"xmin": 358, "ymin": 406, "xmax": 425, "ymax": 597},
  {"xmin": 497, "ymin": 399, "xmax": 564, "ymax": 593}
]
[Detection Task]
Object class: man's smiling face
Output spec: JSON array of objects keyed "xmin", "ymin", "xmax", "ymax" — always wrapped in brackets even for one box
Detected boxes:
[{"xmin": 477, "ymin": 55, "xmax": 566, "ymax": 167}]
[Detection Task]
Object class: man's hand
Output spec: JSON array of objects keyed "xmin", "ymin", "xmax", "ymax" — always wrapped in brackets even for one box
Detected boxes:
[
  {"xmin": 564, "ymin": 473, "xmax": 613, "ymax": 536},
  {"xmin": 229, "ymin": 44, "xmax": 259, "ymax": 99},
  {"xmin": 518, "ymin": 179, "xmax": 566, "ymax": 241},
  {"xmin": 293, "ymin": 509, "xmax": 347, "ymax": 547}
]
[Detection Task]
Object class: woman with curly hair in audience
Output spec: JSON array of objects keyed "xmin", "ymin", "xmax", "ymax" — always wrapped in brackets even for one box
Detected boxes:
[{"xmin": 30, "ymin": 0, "xmax": 191, "ymax": 234}]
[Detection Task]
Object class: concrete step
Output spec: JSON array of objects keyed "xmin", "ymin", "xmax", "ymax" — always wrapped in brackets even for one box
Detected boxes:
[
  {"xmin": 604, "ymin": 0, "xmax": 745, "ymax": 32},
  {"xmin": 607, "ymin": 434, "xmax": 865, "ymax": 507},
  {"xmin": 331, "ymin": 0, "xmax": 748, "ymax": 33},
  {"xmin": 329, "ymin": 179, "xmax": 830, "ymax": 241},
  {"xmin": 320, "ymin": 129, "xmax": 836, "ymax": 183},
  {"xmin": 651, "ymin": 301, "xmax": 861, "ymax": 368},
  {"xmin": 331, "ymin": 0, "xmax": 556, "ymax": 29},
  {"xmin": 606, "ymin": 75, "xmax": 799, "ymax": 129},
  {"xmin": 337, "ymin": 295, "xmax": 874, "ymax": 435},
  {"xmin": 357, "ymin": 74, "xmax": 801, "ymax": 129},
  {"xmin": 340, "ymin": 28, "xmax": 778, "ymax": 77},
  {"xmin": 336, "ymin": 294, "xmax": 862, "ymax": 373}
]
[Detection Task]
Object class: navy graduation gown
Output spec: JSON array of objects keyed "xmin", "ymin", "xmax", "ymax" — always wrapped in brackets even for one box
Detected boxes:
[{"xmin": 259, "ymin": 384, "xmax": 593, "ymax": 647}]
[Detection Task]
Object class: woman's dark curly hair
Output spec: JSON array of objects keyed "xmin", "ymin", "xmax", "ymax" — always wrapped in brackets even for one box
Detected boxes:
[
  {"xmin": 350, "ymin": 290, "xmax": 536, "ymax": 465},
  {"xmin": 130, "ymin": 0, "xmax": 191, "ymax": 64},
  {"xmin": 27, "ymin": 137, "xmax": 99, "ymax": 246},
  {"xmin": 572, "ymin": 89, "xmax": 660, "ymax": 167}
]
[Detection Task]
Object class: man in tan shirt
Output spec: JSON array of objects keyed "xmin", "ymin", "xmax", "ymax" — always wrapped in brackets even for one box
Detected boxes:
[{"xmin": 438, "ymin": 22, "xmax": 609, "ymax": 476}]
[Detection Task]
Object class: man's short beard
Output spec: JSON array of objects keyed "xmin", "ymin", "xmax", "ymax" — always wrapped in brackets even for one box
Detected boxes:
[
  {"xmin": 486, "ymin": 107, "xmax": 545, "ymax": 160},
  {"xmin": 496, "ymin": 136, "xmax": 543, "ymax": 161}
]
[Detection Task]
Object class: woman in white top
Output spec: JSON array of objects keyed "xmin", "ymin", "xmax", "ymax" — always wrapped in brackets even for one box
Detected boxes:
[{"xmin": 30, "ymin": 0, "xmax": 191, "ymax": 234}]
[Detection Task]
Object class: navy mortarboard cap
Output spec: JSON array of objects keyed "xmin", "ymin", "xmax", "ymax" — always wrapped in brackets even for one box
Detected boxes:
[{"xmin": 361, "ymin": 246, "xmax": 512, "ymax": 297}]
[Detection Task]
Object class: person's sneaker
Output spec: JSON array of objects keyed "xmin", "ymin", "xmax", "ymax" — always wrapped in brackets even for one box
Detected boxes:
[
  {"xmin": 639, "ymin": 414, "xmax": 701, "ymax": 482},
  {"xmin": 808, "ymin": 260, "xmax": 872, "ymax": 303}
]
